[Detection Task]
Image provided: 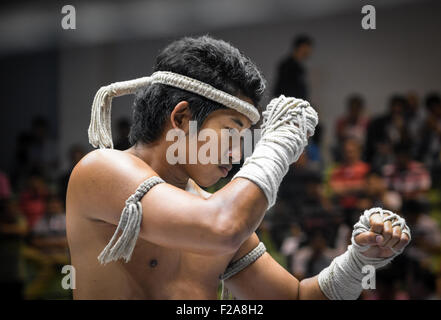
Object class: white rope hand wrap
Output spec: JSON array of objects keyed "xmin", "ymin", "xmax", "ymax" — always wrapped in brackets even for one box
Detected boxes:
[
  {"xmin": 318, "ymin": 207, "xmax": 412, "ymax": 300},
  {"xmin": 88, "ymin": 71, "xmax": 260, "ymax": 149},
  {"xmin": 233, "ymin": 95, "xmax": 319, "ymax": 209},
  {"xmin": 98, "ymin": 176, "xmax": 165, "ymax": 265}
]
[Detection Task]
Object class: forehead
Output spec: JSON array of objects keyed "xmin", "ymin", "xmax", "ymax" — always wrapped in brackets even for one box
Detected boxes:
[{"xmin": 206, "ymin": 94, "xmax": 255, "ymax": 127}]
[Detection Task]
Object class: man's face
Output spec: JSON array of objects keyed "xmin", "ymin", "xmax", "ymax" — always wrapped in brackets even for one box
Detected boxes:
[
  {"xmin": 390, "ymin": 101, "xmax": 404, "ymax": 116},
  {"xmin": 348, "ymin": 102, "xmax": 363, "ymax": 120},
  {"xmin": 343, "ymin": 140, "xmax": 361, "ymax": 163},
  {"xmin": 431, "ymin": 103, "xmax": 441, "ymax": 118},
  {"xmin": 294, "ymin": 44, "xmax": 313, "ymax": 62},
  {"xmin": 183, "ymin": 107, "xmax": 253, "ymax": 187},
  {"xmin": 396, "ymin": 152, "xmax": 410, "ymax": 169}
]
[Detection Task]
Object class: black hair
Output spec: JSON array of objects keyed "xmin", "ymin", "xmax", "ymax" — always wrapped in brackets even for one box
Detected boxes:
[
  {"xmin": 292, "ymin": 34, "xmax": 313, "ymax": 50},
  {"xmin": 347, "ymin": 94, "xmax": 364, "ymax": 109},
  {"xmin": 393, "ymin": 142, "xmax": 412, "ymax": 156},
  {"xmin": 425, "ymin": 92, "xmax": 441, "ymax": 112},
  {"xmin": 402, "ymin": 199, "xmax": 430, "ymax": 216},
  {"xmin": 389, "ymin": 95, "xmax": 407, "ymax": 108},
  {"xmin": 31, "ymin": 115, "xmax": 49, "ymax": 128},
  {"xmin": 128, "ymin": 35, "xmax": 266, "ymax": 145}
]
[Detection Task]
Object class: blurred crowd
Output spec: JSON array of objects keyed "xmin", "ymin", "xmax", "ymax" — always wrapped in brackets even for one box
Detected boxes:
[
  {"xmin": 1, "ymin": 35, "xmax": 440, "ymax": 300},
  {"xmin": 261, "ymin": 35, "xmax": 441, "ymax": 300},
  {"xmin": 0, "ymin": 115, "xmax": 132, "ymax": 299},
  {"xmin": 265, "ymin": 91, "xmax": 441, "ymax": 300}
]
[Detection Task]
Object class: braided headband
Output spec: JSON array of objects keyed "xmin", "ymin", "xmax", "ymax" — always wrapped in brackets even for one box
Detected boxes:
[{"xmin": 88, "ymin": 71, "xmax": 260, "ymax": 149}]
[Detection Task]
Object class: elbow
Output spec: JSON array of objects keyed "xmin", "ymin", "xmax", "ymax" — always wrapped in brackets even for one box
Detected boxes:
[{"xmin": 209, "ymin": 208, "xmax": 247, "ymax": 255}]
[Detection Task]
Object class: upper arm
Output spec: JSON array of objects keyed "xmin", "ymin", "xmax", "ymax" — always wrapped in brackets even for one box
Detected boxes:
[{"xmin": 68, "ymin": 150, "xmax": 234, "ymax": 255}]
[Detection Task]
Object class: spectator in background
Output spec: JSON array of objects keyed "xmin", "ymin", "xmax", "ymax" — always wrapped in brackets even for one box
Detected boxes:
[
  {"xmin": 27, "ymin": 116, "xmax": 59, "ymax": 182},
  {"xmin": 305, "ymin": 121, "xmax": 323, "ymax": 170},
  {"xmin": 0, "ymin": 171, "xmax": 11, "ymax": 200},
  {"xmin": 416, "ymin": 93, "xmax": 441, "ymax": 187},
  {"xmin": 382, "ymin": 143, "xmax": 431, "ymax": 200},
  {"xmin": 280, "ymin": 223, "xmax": 304, "ymax": 273},
  {"xmin": 329, "ymin": 138, "xmax": 370, "ymax": 225},
  {"xmin": 114, "ymin": 118, "xmax": 132, "ymax": 150},
  {"xmin": 362, "ymin": 265, "xmax": 408, "ymax": 300},
  {"xmin": 58, "ymin": 144, "xmax": 86, "ymax": 205},
  {"xmin": 278, "ymin": 152, "xmax": 322, "ymax": 208},
  {"xmin": 26, "ymin": 193, "xmax": 69, "ymax": 299},
  {"xmin": 19, "ymin": 171, "xmax": 49, "ymax": 229},
  {"xmin": 405, "ymin": 91, "xmax": 425, "ymax": 146},
  {"xmin": 273, "ymin": 34, "xmax": 325, "ymax": 168},
  {"xmin": 0, "ymin": 198, "xmax": 27, "ymax": 299},
  {"xmin": 357, "ymin": 171, "xmax": 402, "ymax": 213},
  {"xmin": 402, "ymin": 199, "xmax": 441, "ymax": 264},
  {"xmin": 271, "ymin": 152, "xmax": 325, "ymax": 248},
  {"xmin": 334, "ymin": 94, "xmax": 369, "ymax": 162},
  {"xmin": 273, "ymin": 34, "xmax": 313, "ymax": 100},
  {"xmin": 10, "ymin": 132, "xmax": 34, "ymax": 191},
  {"xmin": 364, "ymin": 95, "xmax": 410, "ymax": 171},
  {"xmin": 31, "ymin": 193, "xmax": 67, "ymax": 255},
  {"xmin": 290, "ymin": 229, "xmax": 335, "ymax": 280}
]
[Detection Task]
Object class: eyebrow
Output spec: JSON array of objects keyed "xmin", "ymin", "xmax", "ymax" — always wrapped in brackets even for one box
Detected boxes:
[{"xmin": 231, "ymin": 117, "xmax": 244, "ymax": 128}]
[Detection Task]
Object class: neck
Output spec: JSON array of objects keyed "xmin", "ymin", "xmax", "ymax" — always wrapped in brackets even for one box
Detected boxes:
[{"xmin": 125, "ymin": 142, "xmax": 189, "ymax": 190}]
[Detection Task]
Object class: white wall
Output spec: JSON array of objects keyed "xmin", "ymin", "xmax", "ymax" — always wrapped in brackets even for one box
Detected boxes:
[{"xmin": 58, "ymin": 1, "xmax": 441, "ymax": 169}]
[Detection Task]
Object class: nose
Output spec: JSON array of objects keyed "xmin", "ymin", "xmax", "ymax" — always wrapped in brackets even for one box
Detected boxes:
[{"xmin": 229, "ymin": 140, "xmax": 243, "ymax": 164}]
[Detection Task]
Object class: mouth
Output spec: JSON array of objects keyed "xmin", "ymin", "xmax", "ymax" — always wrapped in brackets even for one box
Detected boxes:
[{"xmin": 218, "ymin": 164, "xmax": 232, "ymax": 177}]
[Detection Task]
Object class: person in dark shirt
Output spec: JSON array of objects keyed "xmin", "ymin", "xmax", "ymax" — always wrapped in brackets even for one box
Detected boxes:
[
  {"xmin": 273, "ymin": 34, "xmax": 313, "ymax": 100},
  {"xmin": 58, "ymin": 144, "xmax": 86, "ymax": 205},
  {"xmin": 364, "ymin": 95, "xmax": 410, "ymax": 171}
]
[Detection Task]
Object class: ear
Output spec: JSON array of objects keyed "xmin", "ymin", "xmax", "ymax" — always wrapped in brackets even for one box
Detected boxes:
[{"xmin": 170, "ymin": 101, "xmax": 192, "ymax": 133}]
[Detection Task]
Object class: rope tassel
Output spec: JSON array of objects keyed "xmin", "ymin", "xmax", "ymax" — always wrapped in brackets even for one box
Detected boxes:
[
  {"xmin": 88, "ymin": 77, "xmax": 152, "ymax": 150},
  {"xmin": 88, "ymin": 86, "xmax": 114, "ymax": 149},
  {"xmin": 98, "ymin": 176, "xmax": 165, "ymax": 265}
]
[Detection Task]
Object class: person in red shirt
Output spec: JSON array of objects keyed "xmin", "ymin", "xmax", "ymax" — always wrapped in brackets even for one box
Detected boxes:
[
  {"xmin": 335, "ymin": 94, "xmax": 369, "ymax": 145},
  {"xmin": 383, "ymin": 143, "xmax": 431, "ymax": 200},
  {"xmin": 19, "ymin": 173, "xmax": 49, "ymax": 229},
  {"xmin": 329, "ymin": 138, "xmax": 370, "ymax": 223}
]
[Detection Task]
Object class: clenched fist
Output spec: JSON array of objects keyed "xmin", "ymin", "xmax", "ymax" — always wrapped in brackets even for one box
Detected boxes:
[{"xmin": 352, "ymin": 207, "xmax": 411, "ymax": 259}]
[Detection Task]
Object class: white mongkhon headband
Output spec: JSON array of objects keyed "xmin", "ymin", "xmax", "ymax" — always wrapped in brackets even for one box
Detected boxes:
[{"xmin": 88, "ymin": 71, "xmax": 261, "ymax": 149}]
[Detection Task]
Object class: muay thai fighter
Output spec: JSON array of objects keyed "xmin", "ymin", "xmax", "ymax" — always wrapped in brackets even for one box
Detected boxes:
[{"xmin": 66, "ymin": 36, "xmax": 410, "ymax": 300}]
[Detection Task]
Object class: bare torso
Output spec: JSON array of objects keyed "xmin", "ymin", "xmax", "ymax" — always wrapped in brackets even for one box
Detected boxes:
[{"xmin": 66, "ymin": 149, "xmax": 236, "ymax": 299}]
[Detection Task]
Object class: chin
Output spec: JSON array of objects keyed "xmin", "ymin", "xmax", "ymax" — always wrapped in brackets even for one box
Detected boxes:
[{"xmin": 193, "ymin": 175, "xmax": 220, "ymax": 188}]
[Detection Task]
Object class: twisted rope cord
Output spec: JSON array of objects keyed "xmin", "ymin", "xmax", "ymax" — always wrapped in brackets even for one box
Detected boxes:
[
  {"xmin": 88, "ymin": 71, "xmax": 260, "ymax": 149},
  {"xmin": 219, "ymin": 242, "xmax": 266, "ymax": 300},
  {"xmin": 98, "ymin": 176, "xmax": 165, "ymax": 265},
  {"xmin": 233, "ymin": 95, "xmax": 319, "ymax": 208},
  {"xmin": 150, "ymin": 71, "xmax": 259, "ymax": 124}
]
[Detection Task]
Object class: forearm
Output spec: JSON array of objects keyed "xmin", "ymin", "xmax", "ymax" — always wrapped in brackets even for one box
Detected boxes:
[{"xmin": 298, "ymin": 275, "xmax": 328, "ymax": 300}]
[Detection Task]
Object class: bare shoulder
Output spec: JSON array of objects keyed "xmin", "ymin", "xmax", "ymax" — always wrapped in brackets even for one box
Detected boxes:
[{"xmin": 68, "ymin": 149, "xmax": 157, "ymax": 220}]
